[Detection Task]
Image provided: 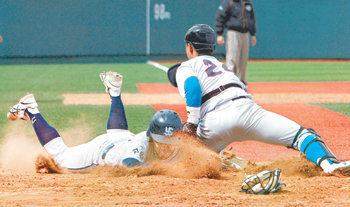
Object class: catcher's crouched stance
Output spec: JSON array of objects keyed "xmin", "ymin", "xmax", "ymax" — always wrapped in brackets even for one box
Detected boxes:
[
  {"xmin": 168, "ymin": 24, "xmax": 350, "ymax": 177},
  {"xmin": 6, "ymin": 71, "xmax": 188, "ymax": 172}
]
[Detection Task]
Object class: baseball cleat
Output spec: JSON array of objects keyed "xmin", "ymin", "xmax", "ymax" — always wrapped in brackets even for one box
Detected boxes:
[
  {"xmin": 7, "ymin": 93, "xmax": 38, "ymax": 121},
  {"xmin": 337, "ymin": 161, "xmax": 350, "ymax": 176},
  {"xmin": 100, "ymin": 71, "xmax": 123, "ymax": 97},
  {"xmin": 325, "ymin": 161, "xmax": 350, "ymax": 176}
]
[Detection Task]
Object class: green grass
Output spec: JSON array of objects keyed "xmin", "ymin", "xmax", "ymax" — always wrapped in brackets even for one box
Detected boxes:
[
  {"xmin": 0, "ymin": 63, "xmax": 168, "ymax": 138},
  {"xmin": 165, "ymin": 62, "xmax": 350, "ymax": 82},
  {"xmin": 313, "ymin": 103, "xmax": 350, "ymax": 117},
  {"xmin": 0, "ymin": 61, "xmax": 350, "ymax": 142},
  {"xmin": 247, "ymin": 62, "xmax": 350, "ymax": 82}
]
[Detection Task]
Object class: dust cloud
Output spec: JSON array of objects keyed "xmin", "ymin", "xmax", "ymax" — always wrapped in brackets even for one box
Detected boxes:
[
  {"xmin": 0, "ymin": 121, "xmax": 43, "ymax": 172},
  {"xmin": 93, "ymin": 132, "xmax": 223, "ymax": 179},
  {"xmin": 0, "ymin": 117, "xmax": 92, "ymax": 172},
  {"xmin": 1, "ymin": 120, "xmax": 324, "ymax": 179}
]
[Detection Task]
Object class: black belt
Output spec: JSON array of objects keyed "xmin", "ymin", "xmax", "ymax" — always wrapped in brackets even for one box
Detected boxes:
[
  {"xmin": 201, "ymin": 83, "xmax": 243, "ymax": 105},
  {"xmin": 231, "ymin": 96, "xmax": 248, "ymax": 102}
]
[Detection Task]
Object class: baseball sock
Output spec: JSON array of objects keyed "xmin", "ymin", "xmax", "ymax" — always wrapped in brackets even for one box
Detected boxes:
[
  {"xmin": 107, "ymin": 95, "xmax": 128, "ymax": 130},
  {"xmin": 26, "ymin": 109, "xmax": 60, "ymax": 146}
]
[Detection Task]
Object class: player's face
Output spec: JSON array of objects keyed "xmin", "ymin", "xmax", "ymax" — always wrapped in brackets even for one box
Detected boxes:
[{"xmin": 153, "ymin": 141, "xmax": 178, "ymax": 160}]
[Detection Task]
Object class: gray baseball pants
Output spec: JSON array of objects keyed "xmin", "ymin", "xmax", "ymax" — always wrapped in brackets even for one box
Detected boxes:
[{"xmin": 226, "ymin": 30, "xmax": 249, "ymax": 85}]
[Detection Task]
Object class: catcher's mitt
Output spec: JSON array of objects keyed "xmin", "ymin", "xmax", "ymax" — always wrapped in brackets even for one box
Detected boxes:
[
  {"xmin": 182, "ymin": 122, "xmax": 198, "ymax": 136},
  {"xmin": 167, "ymin": 63, "xmax": 181, "ymax": 87},
  {"xmin": 240, "ymin": 168, "xmax": 286, "ymax": 194}
]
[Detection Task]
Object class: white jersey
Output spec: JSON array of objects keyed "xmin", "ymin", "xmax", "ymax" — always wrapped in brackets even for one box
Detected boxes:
[
  {"xmin": 175, "ymin": 55, "xmax": 300, "ymax": 152},
  {"xmin": 97, "ymin": 130, "xmax": 149, "ymax": 166},
  {"xmin": 44, "ymin": 129, "xmax": 149, "ymax": 171},
  {"xmin": 176, "ymin": 55, "xmax": 251, "ymax": 117}
]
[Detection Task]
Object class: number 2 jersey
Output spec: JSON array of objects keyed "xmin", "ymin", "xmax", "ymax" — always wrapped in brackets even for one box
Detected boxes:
[{"xmin": 175, "ymin": 55, "xmax": 252, "ymax": 118}]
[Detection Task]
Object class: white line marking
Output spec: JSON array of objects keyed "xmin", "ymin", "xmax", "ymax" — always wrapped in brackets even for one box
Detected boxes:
[{"xmin": 147, "ymin": 60, "xmax": 169, "ymax": 72}]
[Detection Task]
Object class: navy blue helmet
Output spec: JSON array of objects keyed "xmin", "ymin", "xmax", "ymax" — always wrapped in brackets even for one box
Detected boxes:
[
  {"xmin": 147, "ymin": 110, "xmax": 183, "ymax": 144},
  {"xmin": 184, "ymin": 24, "xmax": 216, "ymax": 52}
]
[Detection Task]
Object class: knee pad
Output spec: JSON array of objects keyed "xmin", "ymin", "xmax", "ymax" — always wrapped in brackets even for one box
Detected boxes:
[{"xmin": 291, "ymin": 127, "xmax": 339, "ymax": 165}]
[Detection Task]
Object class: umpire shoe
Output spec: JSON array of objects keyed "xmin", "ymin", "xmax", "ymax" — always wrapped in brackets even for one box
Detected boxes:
[
  {"xmin": 100, "ymin": 71, "xmax": 123, "ymax": 97},
  {"xmin": 7, "ymin": 93, "xmax": 38, "ymax": 121}
]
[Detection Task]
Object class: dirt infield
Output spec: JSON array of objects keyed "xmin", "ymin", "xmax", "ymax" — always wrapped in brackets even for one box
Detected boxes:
[{"xmin": 1, "ymin": 82, "xmax": 350, "ymax": 206}]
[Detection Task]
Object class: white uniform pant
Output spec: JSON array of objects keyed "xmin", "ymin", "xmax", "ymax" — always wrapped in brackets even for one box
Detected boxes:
[
  {"xmin": 43, "ymin": 130, "xmax": 135, "ymax": 171},
  {"xmin": 226, "ymin": 30, "xmax": 249, "ymax": 84},
  {"xmin": 44, "ymin": 135, "xmax": 108, "ymax": 171},
  {"xmin": 198, "ymin": 98, "xmax": 300, "ymax": 152}
]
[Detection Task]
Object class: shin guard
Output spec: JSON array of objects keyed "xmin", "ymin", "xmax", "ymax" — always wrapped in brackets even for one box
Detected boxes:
[{"xmin": 292, "ymin": 127, "xmax": 339, "ymax": 165}]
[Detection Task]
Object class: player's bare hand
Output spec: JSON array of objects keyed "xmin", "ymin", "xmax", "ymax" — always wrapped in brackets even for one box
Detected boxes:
[
  {"xmin": 217, "ymin": 35, "xmax": 225, "ymax": 46},
  {"xmin": 183, "ymin": 122, "xmax": 198, "ymax": 136},
  {"xmin": 251, "ymin": 36, "xmax": 257, "ymax": 47}
]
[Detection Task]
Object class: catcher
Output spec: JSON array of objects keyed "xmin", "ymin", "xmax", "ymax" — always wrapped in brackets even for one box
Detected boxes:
[
  {"xmin": 167, "ymin": 24, "xmax": 350, "ymax": 176},
  {"xmin": 7, "ymin": 71, "xmax": 183, "ymax": 172}
]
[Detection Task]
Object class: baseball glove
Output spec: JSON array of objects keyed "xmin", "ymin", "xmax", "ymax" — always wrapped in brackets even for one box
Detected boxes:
[
  {"xmin": 240, "ymin": 168, "xmax": 286, "ymax": 194},
  {"xmin": 167, "ymin": 63, "xmax": 181, "ymax": 87},
  {"xmin": 182, "ymin": 122, "xmax": 198, "ymax": 136}
]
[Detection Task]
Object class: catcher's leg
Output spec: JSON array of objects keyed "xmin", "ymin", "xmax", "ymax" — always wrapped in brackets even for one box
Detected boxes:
[{"xmin": 291, "ymin": 127, "xmax": 350, "ymax": 175}]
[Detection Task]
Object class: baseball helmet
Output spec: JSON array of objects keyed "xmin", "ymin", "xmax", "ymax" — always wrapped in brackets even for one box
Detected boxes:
[
  {"xmin": 184, "ymin": 24, "xmax": 216, "ymax": 52},
  {"xmin": 147, "ymin": 110, "xmax": 183, "ymax": 144}
]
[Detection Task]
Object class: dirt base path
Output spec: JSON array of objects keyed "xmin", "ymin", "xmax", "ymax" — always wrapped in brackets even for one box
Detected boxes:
[
  {"xmin": 1, "ymin": 164, "xmax": 350, "ymax": 207},
  {"xmin": 1, "ymin": 82, "xmax": 350, "ymax": 206}
]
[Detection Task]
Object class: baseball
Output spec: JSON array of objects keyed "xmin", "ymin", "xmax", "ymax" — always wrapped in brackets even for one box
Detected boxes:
[{"xmin": 7, "ymin": 112, "xmax": 17, "ymax": 121}]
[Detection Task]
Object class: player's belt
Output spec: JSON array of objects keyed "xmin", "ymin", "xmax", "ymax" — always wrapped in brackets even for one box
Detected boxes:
[{"xmin": 201, "ymin": 83, "xmax": 243, "ymax": 105}]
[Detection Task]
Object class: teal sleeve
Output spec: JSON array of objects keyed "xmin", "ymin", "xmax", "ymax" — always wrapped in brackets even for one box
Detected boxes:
[{"xmin": 184, "ymin": 76, "xmax": 202, "ymax": 107}]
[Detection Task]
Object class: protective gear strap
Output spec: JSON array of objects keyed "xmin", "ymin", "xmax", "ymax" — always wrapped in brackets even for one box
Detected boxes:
[
  {"xmin": 304, "ymin": 138, "xmax": 339, "ymax": 165},
  {"xmin": 305, "ymin": 128, "xmax": 339, "ymax": 164},
  {"xmin": 289, "ymin": 126, "xmax": 305, "ymax": 149},
  {"xmin": 297, "ymin": 128, "xmax": 340, "ymax": 165}
]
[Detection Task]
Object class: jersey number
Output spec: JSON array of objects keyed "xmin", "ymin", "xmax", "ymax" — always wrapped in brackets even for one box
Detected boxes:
[{"xmin": 203, "ymin": 59, "xmax": 230, "ymax": 77}]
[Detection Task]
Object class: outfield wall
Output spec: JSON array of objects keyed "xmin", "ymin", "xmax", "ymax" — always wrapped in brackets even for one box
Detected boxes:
[{"xmin": 0, "ymin": 0, "xmax": 349, "ymax": 61}]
